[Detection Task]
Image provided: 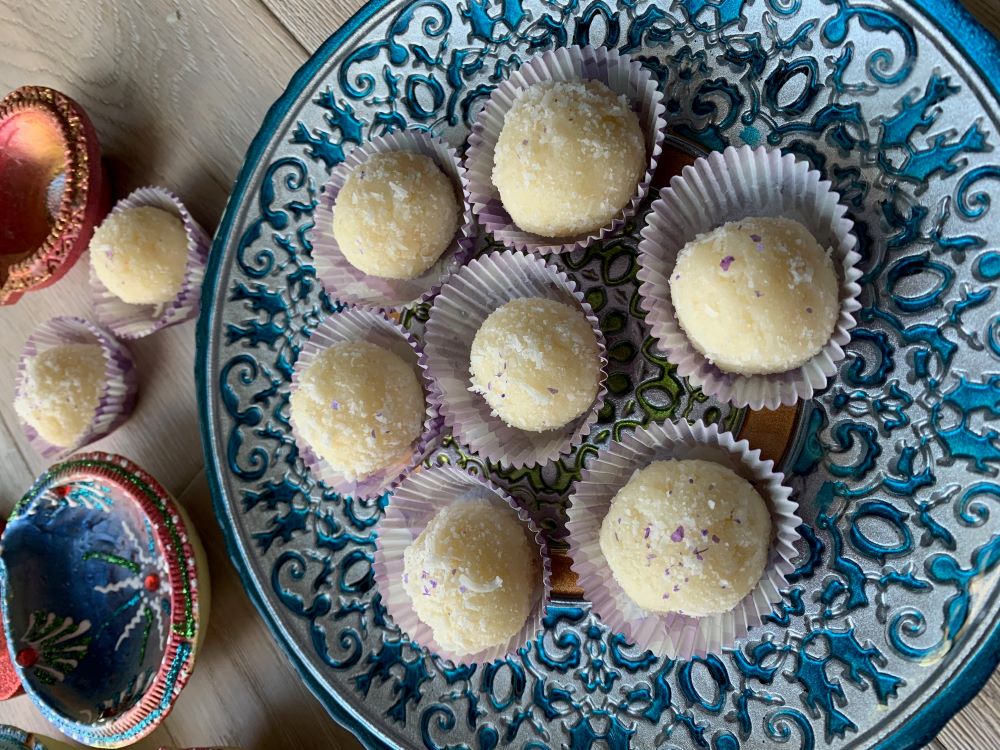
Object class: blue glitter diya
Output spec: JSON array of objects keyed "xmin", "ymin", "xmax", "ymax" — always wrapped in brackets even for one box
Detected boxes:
[
  {"xmin": 0, "ymin": 725, "xmax": 74, "ymax": 750},
  {"xmin": 0, "ymin": 725, "xmax": 238, "ymax": 750},
  {"xmin": 0, "ymin": 453, "xmax": 209, "ymax": 748}
]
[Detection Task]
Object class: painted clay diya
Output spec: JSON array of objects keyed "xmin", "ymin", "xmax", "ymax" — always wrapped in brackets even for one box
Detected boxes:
[
  {"xmin": 0, "ymin": 732, "xmax": 241, "ymax": 750},
  {"xmin": 0, "ymin": 725, "xmax": 74, "ymax": 750},
  {"xmin": 0, "ymin": 526, "xmax": 21, "ymax": 702},
  {"xmin": 0, "ymin": 453, "xmax": 209, "ymax": 748},
  {"xmin": 0, "ymin": 86, "xmax": 109, "ymax": 305}
]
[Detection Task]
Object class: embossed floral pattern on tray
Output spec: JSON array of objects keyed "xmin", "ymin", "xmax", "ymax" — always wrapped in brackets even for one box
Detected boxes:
[{"xmin": 199, "ymin": 1, "xmax": 1000, "ymax": 749}]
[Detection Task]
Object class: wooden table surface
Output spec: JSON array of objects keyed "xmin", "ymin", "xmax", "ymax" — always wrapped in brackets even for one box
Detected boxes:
[{"xmin": 1, "ymin": 1, "xmax": 999, "ymax": 748}]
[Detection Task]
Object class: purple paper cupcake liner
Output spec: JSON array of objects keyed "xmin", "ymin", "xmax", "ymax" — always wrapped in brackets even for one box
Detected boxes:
[
  {"xmin": 14, "ymin": 316, "xmax": 138, "ymax": 459},
  {"xmin": 566, "ymin": 419, "xmax": 800, "ymax": 659},
  {"xmin": 90, "ymin": 186, "xmax": 210, "ymax": 339},
  {"xmin": 311, "ymin": 130, "xmax": 475, "ymax": 311},
  {"xmin": 465, "ymin": 44, "xmax": 667, "ymax": 254},
  {"xmin": 288, "ymin": 307, "xmax": 441, "ymax": 500},
  {"xmin": 636, "ymin": 145, "xmax": 863, "ymax": 410},
  {"xmin": 423, "ymin": 250, "xmax": 608, "ymax": 468},
  {"xmin": 374, "ymin": 465, "xmax": 552, "ymax": 665}
]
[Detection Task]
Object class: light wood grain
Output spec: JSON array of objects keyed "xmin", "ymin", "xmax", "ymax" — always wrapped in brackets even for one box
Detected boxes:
[
  {"xmin": 0, "ymin": 263, "xmax": 205, "ymax": 502},
  {"xmin": 0, "ymin": 0, "xmax": 999, "ymax": 748},
  {"xmin": 0, "ymin": 0, "xmax": 307, "ymax": 231},
  {"xmin": 262, "ymin": 0, "xmax": 357, "ymax": 53},
  {"xmin": 0, "ymin": 0, "xmax": 312, "ymax": 496},
  {"xmin": 966, "ymin": 0, "xmax": 1000, "ymax": 40}
]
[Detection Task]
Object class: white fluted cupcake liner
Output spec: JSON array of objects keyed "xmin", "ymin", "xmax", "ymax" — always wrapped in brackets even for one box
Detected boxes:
[
  {"xmin": 14, "ymin": 316, "xmax": 138, "ymax": 459},
  {"xmin": 423, "ymin": 250, "xmax": 607, "ymax": 468},
  {"xmin": 90, "ymin": 186, "xmax": 210, "ymax": 339},
  {"xmin": 288, "ymin": 307, "xmax": 441, "ymax": 500},
  {"xmin": 566, "ymin": 419, "xmax": 800, "ymax": 659},
  {"xmin": 374, "ymin": 465, "xmax": 552, "ymax": 665},
  {"xmin": 636, "ymin": 145, "xmax": 863, "ymax": 410},
  {"xmin": 465, "ymin": 44, "xmax": 666, "ymax": 254},
  {"xmin": 311, "ymin": 130, "xmax": 475, "ymax": 310}
]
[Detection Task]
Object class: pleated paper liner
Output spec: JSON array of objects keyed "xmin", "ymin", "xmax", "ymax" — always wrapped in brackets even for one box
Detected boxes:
[
  {"xmin": 566, "ymin": 419, "xmax": 801, "ymax": 659},
  {"xmin": 311, "ymin": 129, "xmax": 475, "ymax": 310},
  {"xmin": 288, "ymin": 307, "xmax": 441, "ymax": 500},
  {"xmin": 423, "ymin": 250, "xmax": 607, "ymax": 468},
  {"xmin": 90, "ymin": 186, "xmax": 210, "ymax": 339},
  {"xmin": 14, "ymin": 315, "xmax": 137, "ymax": 459},
  {"xmin": 374, "ymin": 465, "xmax": 551, "ymax": 665},
  {"xmin": 636, "ymin": 145, "xmax": 863, "ymax": 410},
  {"xmin": 465, "ymin": 44, "xmax": 666, "ymax": 254}
]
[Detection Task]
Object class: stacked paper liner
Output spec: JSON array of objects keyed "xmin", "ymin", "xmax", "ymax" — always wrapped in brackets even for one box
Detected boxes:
[
  {"xmin": 423, "ymin": 250, "xmax": 607, "ymax": 468},
  {"xmin": 288, "ymin": 307, "xmax": 441, "ymax": 499},
  {"xmin": 14, "ymin": 316, "xmax": 137, "ymax": 458},
  {"xmin": 90, "ymin": 186, "xmax": 210, "ymax": 339}
]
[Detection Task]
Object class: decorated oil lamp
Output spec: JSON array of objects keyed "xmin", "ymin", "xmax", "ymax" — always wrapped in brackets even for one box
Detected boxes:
[{"xmin": 0, "ymin": 85, "xmax": 109, "ymax": 304}]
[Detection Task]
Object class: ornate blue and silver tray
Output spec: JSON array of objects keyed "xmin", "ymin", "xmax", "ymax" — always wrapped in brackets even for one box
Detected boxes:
[{"xmin": 196, "ymin": 1, "xmax": 1000, "ymax": 748}]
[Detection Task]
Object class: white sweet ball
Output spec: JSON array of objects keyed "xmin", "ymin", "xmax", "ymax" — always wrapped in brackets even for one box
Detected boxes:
[
  {"xmin": 669, "ymin": 216, "xmax": 840, "ymax": 375},
  {"xmin": 333, "ymin": 151, "xmax": 460, "ymax": 279},
  {"xmin": 90, "ymin": 206, "xmax": 189, "ymax": 305},
  {"xmin": 469, "ymin": 297, "xmax": 601, "ymax": 432},
  {"xmin": 402, "ymin": 497, "xmax": 539, "ymax": 655},
  {"xmin": 15, "ymin": 343, "xmax": 105, "ymax": 447},
  {"xmin": 598, "ymin": 459, "xmax": 772, "ymax": 616},
  {"xmin": 492, "ymin": 80, "xmax": 646, "ymax": 237},
  {"xmin": 290, "ymin": 340, "xmax": 424, "ymax": 480}
]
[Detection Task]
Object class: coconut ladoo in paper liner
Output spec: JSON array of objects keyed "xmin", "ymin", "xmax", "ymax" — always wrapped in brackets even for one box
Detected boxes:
[
  {"xmin": 636, "ymin": 145, "xmax": 862, "ymax": 410},
  {"xmin": 566, "ymin": 419, "xmax": 800, "ymax": 659},
  {"xmin": 14, "ymin": 315, "xmax": 137, "ymax": 459},
  {"xmin": 423, "ymin": 250, "xmax": 607, "ymax": 468},
  {"xmin": 374, "ymin": 465, "xmax": 551, "ymax": 664},
  {"xmin": 288, "ymin": 307, "xmax": 440, "ymax": 500},
  {"xmin": 465, "ymin": 44, "xmax": 667, "ymax": 254},
  {"xmin": 311, "ymin": 129, "xmax": 475, "ymax": 310},
  {"xmin": 89, "ymin": 186, "xmax": 210, "ymax": 339}
]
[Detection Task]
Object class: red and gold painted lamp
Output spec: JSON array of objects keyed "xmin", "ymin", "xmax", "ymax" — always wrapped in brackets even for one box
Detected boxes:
[
  {"xmin": 0, "ymin": 86, "xmax": 110, "ymax": 305},
  {"xmin": 0, "ymin": 453, "xmax": 209, "ymax": 747}
]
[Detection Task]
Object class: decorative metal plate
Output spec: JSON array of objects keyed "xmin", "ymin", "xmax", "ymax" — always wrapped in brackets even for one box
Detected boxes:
[{"xmin": 196, "ymin": 1, "xmax": 1000, "ymax": 748}]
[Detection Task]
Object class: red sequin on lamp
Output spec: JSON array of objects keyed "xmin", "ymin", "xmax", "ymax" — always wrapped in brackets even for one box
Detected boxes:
[
  {"xmin": 0, "ymin": 85, "xmax": 111, "ymax": 304},
  {"xmin": 14, "ymin": 648, "xmax": 37, "ymax": 669}
]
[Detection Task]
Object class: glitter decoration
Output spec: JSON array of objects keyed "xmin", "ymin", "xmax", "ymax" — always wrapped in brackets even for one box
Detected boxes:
[{"xmin": 2, "ymin": 452, "xmax": 204, "ymax": 746}]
